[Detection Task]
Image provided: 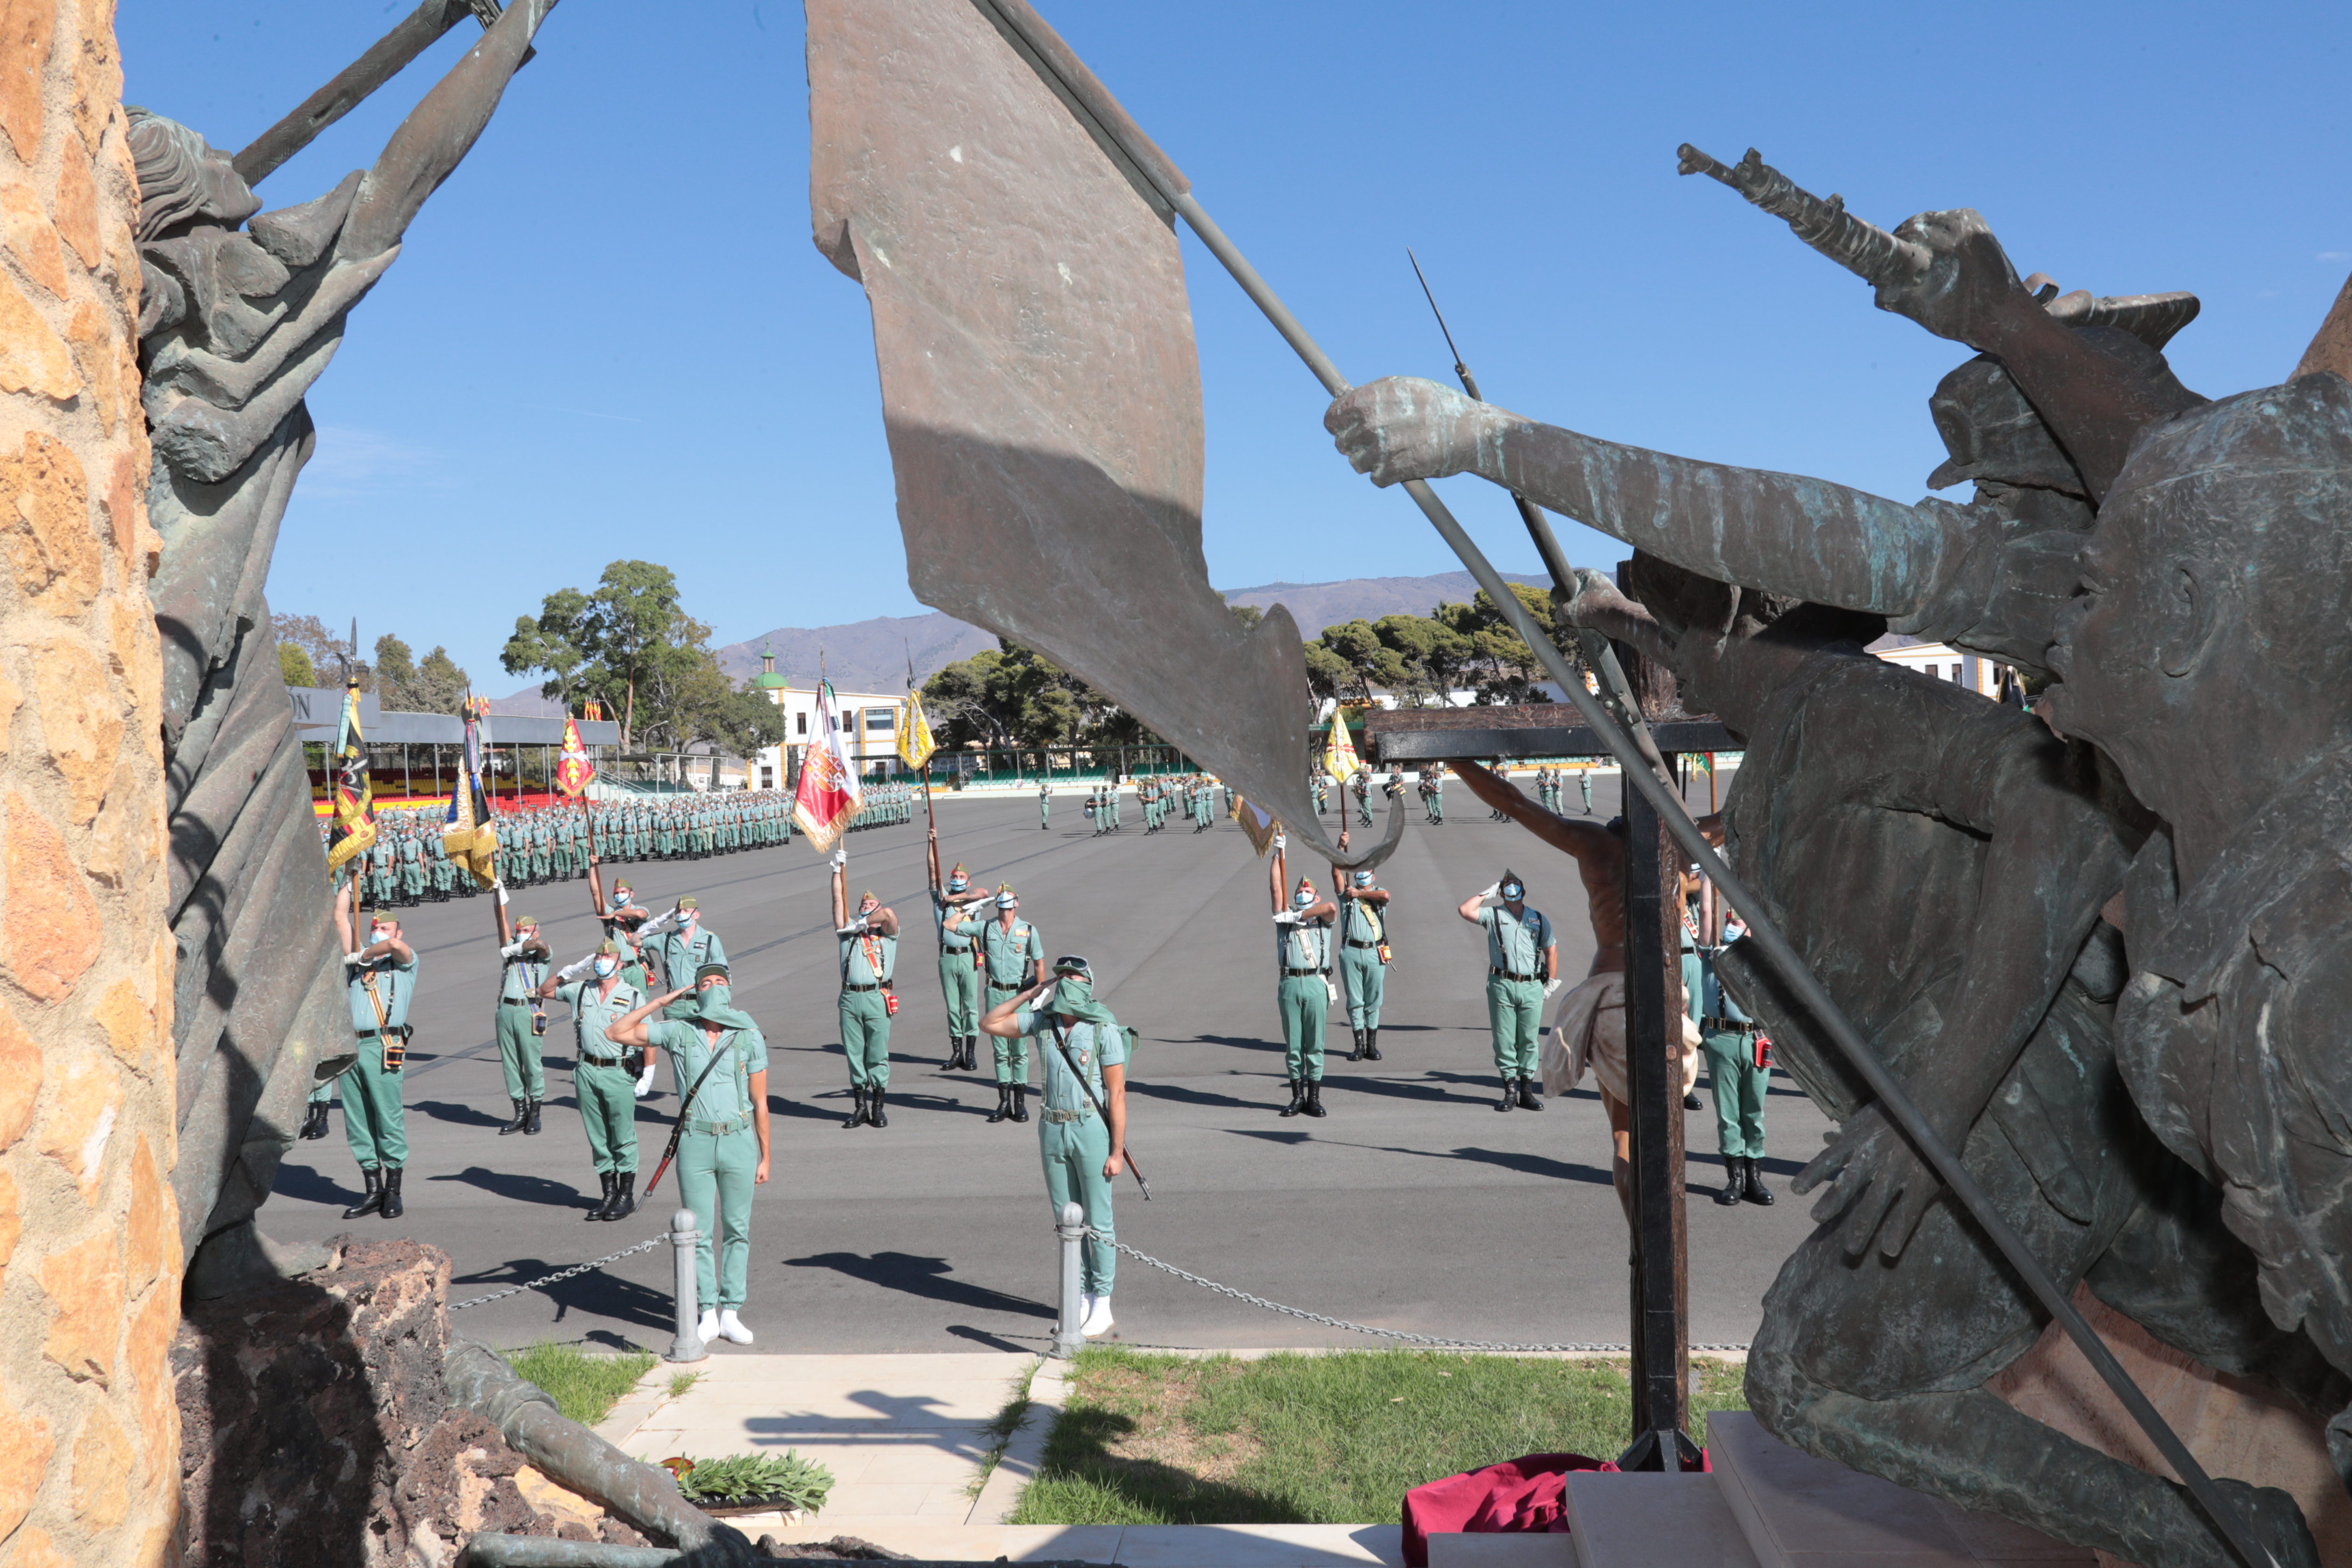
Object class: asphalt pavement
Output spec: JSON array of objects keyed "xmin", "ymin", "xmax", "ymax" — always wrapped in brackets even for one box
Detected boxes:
[{"xmin": 265, "ymin": 773, "xmax": 1832, "ymax": 1354}]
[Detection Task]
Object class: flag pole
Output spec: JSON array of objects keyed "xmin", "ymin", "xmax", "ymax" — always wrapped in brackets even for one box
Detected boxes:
[{"xmin": 963, "ymin": 2, "xmax": 2266, "ymax": 1553}]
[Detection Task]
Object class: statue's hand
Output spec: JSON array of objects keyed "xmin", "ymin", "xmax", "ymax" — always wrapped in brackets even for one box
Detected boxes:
[
  {"xmin": 1326, "ymin": 377, "xmax": 1507, "ymax": 488},
  {"xmin": 1872, "ymin": 208, "xmax": 2030, "ymax": 349},
  {"xmin": 1793, "ymin": 1103, "xmax": 1945, "ymax": 1261},
  {"xmin": 1556, "ymin": 567, "xmax": 1632, "ymax": 631}
]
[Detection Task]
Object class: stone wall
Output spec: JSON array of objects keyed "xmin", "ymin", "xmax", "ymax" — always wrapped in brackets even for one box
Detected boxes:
[{"xmin": 0, "ymin": 0, "xmax": 180, "ymax": 1562}]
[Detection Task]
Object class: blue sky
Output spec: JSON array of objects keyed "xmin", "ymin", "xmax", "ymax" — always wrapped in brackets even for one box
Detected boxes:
[{"xmin": 121, "ymin": 2, "xmax": 2350, "ymax": 690}]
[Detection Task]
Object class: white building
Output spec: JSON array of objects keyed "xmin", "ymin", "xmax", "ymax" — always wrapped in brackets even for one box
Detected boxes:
[
  {"xmin": 1868, "ymin": 635, "xmax": 2019, "ymax": 699},
  {"xmin": 746, "ymin": 644, "xmax": 912, "ymax": 790}
]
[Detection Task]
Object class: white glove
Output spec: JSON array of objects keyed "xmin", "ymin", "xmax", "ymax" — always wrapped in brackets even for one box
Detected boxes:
[
  {"xmin": 498, "ymin": 940, "xmax": 526, "ymax": 960},
  {"xmin": 1272, "ymin": 832, "xmax": 1286, "ymax": 852},
  {"xmin": 1476, "ymin": 881, "xmax": 1502, "ymax": 909},
  {"xmin": 342, "ymin": 952, "xmax": 364, "ymax": 970},
  {"xmin": 1272, "ymin": 910, "xmax": 1300, "ymax": 926},
  {"xmin": 830, "ymin": 846, "xmax": 848, "ymax": 870},
  {"xmin": 1543, "ymin": 977, "xmax": 1563, "ymax": 1000},
  {"xmin": 556, "ymin": 954, "xmax": 597, "ymax": 984},
  {"xmin": 836, "ymin": 921, "xmax": 865, "ymax": 935},
  {"xmin": 634, "ymin": 1062, "xmax": 656, "ymax": 1096},
  {"xmin": 637, "ymin": 909, "xmax": 683, "ymax": 938}
]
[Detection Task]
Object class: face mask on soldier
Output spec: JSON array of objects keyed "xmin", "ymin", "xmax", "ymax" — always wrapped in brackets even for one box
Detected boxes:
[{"xmin": 593, "ymin": 957, "xmax": 617, "ymax": 978}]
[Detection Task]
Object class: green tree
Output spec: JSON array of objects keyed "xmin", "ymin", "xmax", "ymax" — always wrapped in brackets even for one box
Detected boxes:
[
  {"xmin": 373, "ymin": 634, "xmax": 417, "ymax": 706},
  {"xmin": 503, "ymin": 561, "xmax": 691, "ymax": 748},
  {"xmin": 274, "ymin": 612, "xmax": 366, "ymax": 689},
  {"xmin": 277, "ymin": 641, "xmax": 315, "ymax": 687},
  {"xmin": 409, "ymin": 646, "xmax": 472, "ymax": 715}
]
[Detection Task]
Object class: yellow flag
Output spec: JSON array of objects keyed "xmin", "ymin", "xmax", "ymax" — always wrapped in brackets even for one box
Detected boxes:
[
  {"xmin": 899, "ymin": 688, "xmax": 937, "ymax": 771},
  {"xmin": 1233, "ymin": 795, "xmax": 1280, "ymax": 858},
  {"xmin": 1322, "ymin": 705, "xmax": 1364, "ymax": 782}
]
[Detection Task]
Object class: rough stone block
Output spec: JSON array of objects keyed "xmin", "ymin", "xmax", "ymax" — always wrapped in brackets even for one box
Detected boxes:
[
  {"xmin": 2, "ymin": 790, "xmax": 102, "ymax": 1000},
  {"xmin": 38, "ymin": 1226, "xmax": 124, "ymax": 1384},
  {"xmin": 1, "ymin": 432, "xmax": 98, "ymax": 612}
]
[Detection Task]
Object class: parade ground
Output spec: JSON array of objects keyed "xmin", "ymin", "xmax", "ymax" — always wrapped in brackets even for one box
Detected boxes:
[{"xmin": 266, "ymin": 776, "xmax": 1831, "ymax": 1356}]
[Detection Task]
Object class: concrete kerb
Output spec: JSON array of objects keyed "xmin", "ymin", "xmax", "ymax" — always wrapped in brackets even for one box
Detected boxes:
[{"xmin": 969, "ymin": 1354, "xmax": 1068, "ymax": 1524}]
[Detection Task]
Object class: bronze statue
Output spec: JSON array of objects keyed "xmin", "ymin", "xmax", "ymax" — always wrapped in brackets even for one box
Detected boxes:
[
  {"xmin": 145, "ymin": 0, "xmax": 558, "ymax": 1284},
  {"xmin": 1327, "ymin": 159, "xmax": 2350, "ymax": 1565}
]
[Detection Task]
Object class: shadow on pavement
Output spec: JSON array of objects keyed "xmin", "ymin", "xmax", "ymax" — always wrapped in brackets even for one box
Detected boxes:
[
  {"xmin": 411, "ymin": 1098, "xmax": 521, "ymax": 1129},
  {"xmin": 271, "ymin": 1159, "xmax": 360, "ymax": 1207},
  {"xmin": 783, "ymin": 1250, "xmax": 1054, "ymax": 1320},
  {"xmin": 1126, "ymin": 1081, "xmax": 1259, "ymax": 1110},
  {"xmin": 428, "ymin": 1164, "xmax": 596, "ymax": 1210},
  {"xmin": 944, "ymin": 1322, "xmax": 1035, "ymax": 1353},
  {"xmin": 1317, "ymin": 1074, "xmax": 1488, "ymax": 1107}
]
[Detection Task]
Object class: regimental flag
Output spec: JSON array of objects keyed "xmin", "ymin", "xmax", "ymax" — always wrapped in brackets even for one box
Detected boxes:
[
  {"xmin": 807, "ymin": 0, "xmax": 1382, "ymax": 871},
  {"xmin": 898, "ymin": 688, "xmax": 937, "ymax": 772},
  {"xmin": 442, "ymin": 705, "xmax": 499, "ymax": 887},
  {"xmin": 1322, "ymin": 706, "xmax": 1365, "ymax": 784},
  {"xmin": 557, "ymin": 715, "xmax": 597, "ymax": 797},
  {"xmin": 793, "ymin": 681, "xmax": 865, "ymax": 852},
  {"xmin": 325, "ymin": 681, "xmax": 376, "ymax": 876},
  {"xmin": 1233, "ymin": 796, "xmax": 1280, "ymax": 859}
]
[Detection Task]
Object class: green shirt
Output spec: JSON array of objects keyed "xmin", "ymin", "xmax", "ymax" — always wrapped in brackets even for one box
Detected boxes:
[
  {"xmin": 654, "ymin": 926, "xmax": 727, "ymax": 991},
  {"xmin": 647, "ymin": 1018, "xmax": 768, "ymax": 1125},
  {"xmin": 348, "ymin": 952, "xmax": 418, "ymax": 1032},
  {"xmin": 1278, "ymin": 913, "xmax": 1331, "ymax": 972},
  {"xmin": 1478, "ymin": 904, "xmax": 1552, "ymax": 978},
  {"xmin": 842, "ymin": 926, "xmax": 897, "ymax": 985},
  {"xmin": 982, "ymin": 916, "xmax": 1042, "ymax": 986},
  {"xmin": 1341, "ymin": 891, "xmax": 1385, "ymax": 945},
  {"xmin": 933, "ymin": 890, "xmax": 983, "ymax": 953},
  {"xmin": 558, "ymin": 975, "xmax": 646, "ymax": 1063},
  {"xmin": 498, "ymin": 940, "xmax": 545, "ymax": 1002},
  {"xmin": 1016, "ymin": 1007, "xmax": 1128, "ymax": 1118}
]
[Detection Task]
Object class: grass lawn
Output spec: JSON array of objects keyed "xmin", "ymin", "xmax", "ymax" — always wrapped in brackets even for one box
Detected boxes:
[
  {"xmin": 1011, "ymin": 1349, "xmax": 1748, "ymax": 1527},
  {"xmin": 507, "ymin": 1342, "xmax": 658, "ymax": 1429}
]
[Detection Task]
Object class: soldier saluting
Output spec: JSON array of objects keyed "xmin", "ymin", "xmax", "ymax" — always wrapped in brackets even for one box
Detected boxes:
[
  {"xmin": 335, "ymin": 884, "xmax": 417, "ymax": 1220},
  {"xmin": 1331, "ymin": 830, "xmax": 1390, "ymax": 1062},
  {"xmin": 492, "ymin": 902, "xmax": 551, "ymax": 1137},
  {"xmin": 1269, "ymin": 835, "xmax": 1337, "ymax": 1118},
  {"xmin": 981, "ymin": 885, "xmax": 1045, "ymax": 1123}
]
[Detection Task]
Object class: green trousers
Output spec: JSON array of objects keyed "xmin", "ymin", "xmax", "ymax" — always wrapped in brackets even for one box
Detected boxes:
[
  {"xmin": 988, "ymin": 984, "xmax": 1030, "ymax": 1083},
  {"xmin": 496, "ymin": 1002, "xmax": 544, "ymax": 1101},
  {"xmin": 578, "ymin": 1059, "xmax": 639, "ymax": 1174},
  {"xmin": 1702, "ymin": 1028, "xmax": 1769, "ymax": 1159},
  {"xmin": 307, "ymin": 1077, "xmax": 334, "ymax": 1107},
  {"xmin": 342, "ymin": 1034, "xmax": 408, "ymax": 1168},
  {"xmin": 1277, "ymin": 973, "xmax": 1327, "ymax": 1081},
  {"xmin": 1040, "ymin": 797, "xmax": 1049, "ymax": 826},
  {"xmin": 937, "ymin": 951, "xmax": 979, "ymax": 1035},
  {"xmin": 841, "ymin": 987, "xmax": 892, "ymax": 1088},
  {"xmin": 1339, "ymin": 946, "xmax": 1385, "ymax": 1031},
  {"xmin": 676, "ymin": 1124, "xmax": 758, "ymax": 1310},
  {"xmin": 1486, "ymin": 976, "xmax": 1543, "ymax": 1078},
  {"xmin": 1041, "ymin": 1113, "xmax": 1116, "ymax": 1295}
]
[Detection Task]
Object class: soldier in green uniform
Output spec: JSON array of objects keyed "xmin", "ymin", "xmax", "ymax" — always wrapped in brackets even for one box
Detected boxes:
[
  {"xmin": 1352, "ymin": 769, "xmax": 1372, "ymax": 828},
  {"xmin": 493, "ymin": 903, "xmax": 551, "ymax": 1136},
  {"xmin": 930, "ymin": 838, "xmax": 989, "ymax": 1073},
  {"xmin": 335, "ymin": 886, "xmax": 417, "ymax": 1219},
  {"xmin": 368, "ymin": 830, "xmax": 396, "ymax": 908},
  {"xmin": 831, "ymin": 846, "xmax": 901, "ymax": 1128},
  {"xmin": 539, "ymin": 940, "xmax": 647, "ymax": 1220},
  {"xmin": 609, "ymin": 963, "xmax": 770, "ymax": 1345},
  {"xmin": 1696, "ymin": 914, "xmax": 1773, "ymax": 1207},
  {"xmin": 980, "ymin": 885, "xmax": 1044, "ymax": 1123},
  {"xmin": 588, "ymin": 858, "xmax": 652, "ymax": 990},
  {"xmin": 981, "ymin": 954, "xmax": 1130, "ymax": 1340},
  {"xmin": 1458, "ymin": 868, "xmax": 1558, "ymax": 1111},
  {"xmin": 1331, "ymin": 831, "xmax": 1390, "ymax": 1062},
  {"xmin": 1268, "ymin": 838, "xmax": 1335, "ymax": 1118},
  {"xmin": 427, "ymin": 823, "xmax": 454, "ymax": 900},
  {"xmin": 646, "ymin": 895, "xmax": 725, "ymax": 997},
  {"xmin": 1577, "ymin": 766, "xmax": 1594, "ymax": 815},
  {"xmin": 397, "ymin": 825, "xmax": 425, "ymax": 903},
  {"xmin": 1039, "ymin": 778, "xmax": 1051, "ymax": 830}
]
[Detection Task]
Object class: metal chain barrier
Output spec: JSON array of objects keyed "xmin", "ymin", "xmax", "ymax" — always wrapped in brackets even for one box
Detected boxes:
[
  {"xmin": 1090, "ymin": 1230, "xmax": 1746, "ymax": 1354},
  {"xmin": 450, "ymin": 1234, "xmax": 667, "ymax": 1312}
]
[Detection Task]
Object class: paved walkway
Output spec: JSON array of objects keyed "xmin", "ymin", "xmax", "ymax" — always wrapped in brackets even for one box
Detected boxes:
[{"xmin": 593, "ymin": 1350, "xmax": 1403, "ymax": 1564}]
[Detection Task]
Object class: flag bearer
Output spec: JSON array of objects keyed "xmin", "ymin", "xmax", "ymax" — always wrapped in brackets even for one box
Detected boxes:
[
  {"xmin": 609, "ymin": 964, "xmax": 769, "ymax": 1345},
  {"xmin": 540, "ymin": 940, "xmax": 647, "ymax": 1220},
  {"xmin": 1332, "ymin": 832, "xmax": 1390, "ymax": 1062},
  {"xmin": 493, "ymin": 903, "xmax": 551, "ymax": 1136},
  {"xmin": 832, "ymin": 847, "xmax": 900, "ymax": 1128},
  {"xmin": 981, "ymin": 886, "xmax": 1045, "ymax": 1123},
  {"xmin": 1268, "ymin": 836, "xmax": 1336, "ymax": 1118},
  {"xmin": 335, "ymin": 885, "xmax": 417, "ymax": 1220},
  {"xmin": 982, "ymin": 955, "xmax": 1129, "ymax": 1340}
]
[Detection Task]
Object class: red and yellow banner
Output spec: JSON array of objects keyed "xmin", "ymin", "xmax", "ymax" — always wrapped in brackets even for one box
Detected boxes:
[
  {"xmin": 557, "ymin": 715, "xmax": 597, "ymax": 797},
  {"xmin": 792, "ymin": 681, "xmax": 865, "ymax": 852}
]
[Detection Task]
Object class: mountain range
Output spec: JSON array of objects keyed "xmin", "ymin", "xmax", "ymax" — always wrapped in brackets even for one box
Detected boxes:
[{"xmin": 492, "ymin": 566, "xmax": 1549, "ymax": 712}]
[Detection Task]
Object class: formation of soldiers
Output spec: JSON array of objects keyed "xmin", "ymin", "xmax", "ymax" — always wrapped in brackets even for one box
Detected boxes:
[{"xmin": 1527, "ymin": 765, "xmax": 1595, "ymax": 817}]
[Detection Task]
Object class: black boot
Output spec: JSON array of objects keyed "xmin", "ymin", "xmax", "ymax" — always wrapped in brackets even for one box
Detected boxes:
[
  {"xmin": 1009, "ymin": 1084, "xmax": 1030, "ymax": 1123},
  {"xmin": 589, "ymin": 1170, "xmax": 616, "ymax": 1219},
  {"xmin": 498, "ymin": 1097, "xmax": 528, "ymax": 1136},
  {"xmin": 524, "ymin": 1098, "xmax": 543, "ymax": 1136},
  {"xmin": 843, "ymin": 1087, "xmax": 869, "ymax": 1129},
  {"xmin": 1495, "ymin": 1076, "xmax": 1517, "ymax": 1112},
  {"xmin": 605, "ymin": 1171, "xmax": 636, "ymax": 1222},
  {"xmin": 1303, "ymin": 1079, "xmax": 1326, "ymax": 1118},
  {"xmin": 1684, "ymin": 1090, "xmax": 1704, "ymax": 1110},
  {"xmin": 1715, "ymin": 1156, "xmax": 1744, "ymax": 1207},
  {"xmin": 299, "ymin": 1100, "xmax": 330, "ymax": 1140},
  {"xmin": 870, "ymin": 1087, "xmax": 889, "ymax": 1129},
  {"xmin": 944, "ymin": 1037, "xmax": 961, "ymax": 1070},
  {"xmin": 342, "ymin": 1166, "xmax": 384, "ymax": 1218},
  {"xmin": 1279, "ymin": 1079, "xmax": 1305, "ymax": 1118},
  {"xmin": 1362, "ymin": 1027, "xmax": 1382, "ymax": 1062},
  {"xmin": 1516, "ymin": 1079, "xmax": 1544, "ymax": 1111},
  {"xmin": 1348, "ymin": 1028, "xmax": 1364, "ymax": 1063},
  {"xmin": 1742, "ymin": 1156, "xmax": 1776, "ymax": 1206},
  {"xmin": 986, "ymin": 1083, "xmax": 1012, "ymax": 1124},
  {"xmin": 380, "ymin": 1166, "xmax": 405, "ymax": 1221}
]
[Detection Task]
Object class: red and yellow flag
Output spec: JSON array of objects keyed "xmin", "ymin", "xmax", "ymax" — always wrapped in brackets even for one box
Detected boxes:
[
  {"xmin": 557, "ymin": 715, "xmax": 597, "ymax": 797},
  {"xmin": 792, "ymin": 681, "xmax": 865, "ymax": 852},
  {"xmin": 325, "ymin": 681, "xmax": 376, "ymax": 876}
]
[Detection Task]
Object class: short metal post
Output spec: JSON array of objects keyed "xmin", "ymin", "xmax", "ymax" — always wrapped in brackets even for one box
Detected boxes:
[
  {"xmin": 1051, "ymin": 1201, "xmax": 1085, "ymax": 1360},
  {"xmin": 666, "ymin": 1208, "xmax": 706, "ymax": 1363}
]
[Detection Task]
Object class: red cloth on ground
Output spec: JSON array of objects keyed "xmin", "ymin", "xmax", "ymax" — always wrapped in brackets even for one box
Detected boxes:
[{"xmin": 1400, "ymin": 1453, "xmax": 1615, "ymax": 1568}]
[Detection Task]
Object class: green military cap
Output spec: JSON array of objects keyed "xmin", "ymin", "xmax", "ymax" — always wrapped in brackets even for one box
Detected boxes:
[
  {"xmin": 677, "ymin": 896, "xmax": 698, "ymax": 910},
  {"xmin": 695, "ymin": 961, "xmax": 730, "ymax": 983}
]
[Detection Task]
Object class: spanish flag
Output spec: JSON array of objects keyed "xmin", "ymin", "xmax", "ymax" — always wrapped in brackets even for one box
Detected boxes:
[
  {"xmin": 793, "ymin": 681, "xmax": 866, "ymax": 852},
  {"xmin": 325, "ymin": 680, "xmax": 376, "ymax": 876}
]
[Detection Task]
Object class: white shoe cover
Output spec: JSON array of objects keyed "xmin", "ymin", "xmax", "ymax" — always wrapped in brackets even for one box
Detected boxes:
[
  {"xmin": 1080, "ymin": 1294, "xmax": 1114, "ymax": 1339},
  {"xmin": 696, "ymin": 1308, "xmax": 719, "ymax": 1342},
  {"xmin": 718, "ymin": 1308, "xmax": 755, "ymax": 1345}
]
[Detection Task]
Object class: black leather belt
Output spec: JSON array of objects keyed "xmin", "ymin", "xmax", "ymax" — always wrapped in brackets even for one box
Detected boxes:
[
  {"xmin": 1284, "ymin": 967, "xmax": 1328, "ymax": 977},
  {"xmin": 500, "ymin": 998, "xmax": 532, "ymax": 1007},
  {"xmin": 1491, "ymin": 969, "xmax": 1537, "ymax": 982},
  {"xmin": 1704, "ymin": 1017, "xmax": 1758, "ymax": 1033},
  {"xmin": 843, "ymin": 982, "xmax": 883, "ymax": 992},
  {"xmin": 581, "ymin": 1053, "xmax": 625, "ymax": 1066},
  {"xmin": 1346, "ymin": 940, "xmax": 1380, "ymax": 949}
]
